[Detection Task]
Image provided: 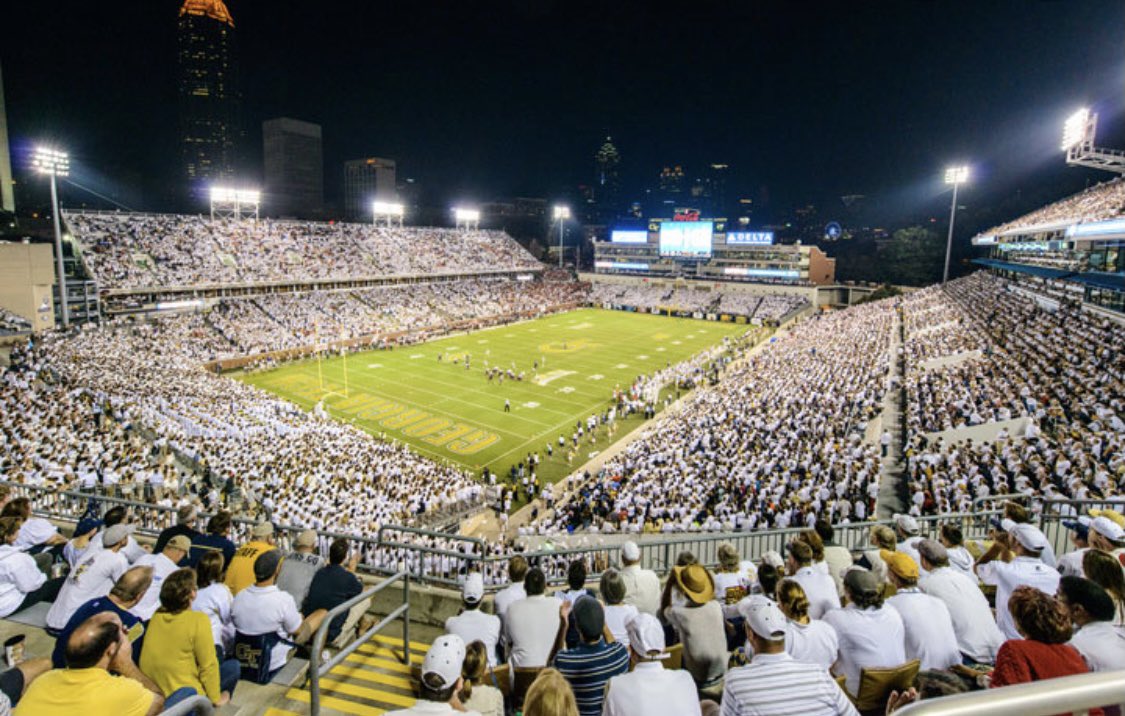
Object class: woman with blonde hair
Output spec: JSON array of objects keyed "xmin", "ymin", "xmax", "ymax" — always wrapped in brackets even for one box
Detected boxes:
[
  {"xmin": 458, "ymin": 640, "xmax": 502, "ymax": 716},
  {"xmin": 523, "ymin": 668, "xmax": 578, "ymax": 716},
  {"xmin": 798, "ymin": 530, "xmax": 829, "ymax": 576},
  {"xmin": 775, "ymin": 578, "xmax": 839, "ymax": 669}
]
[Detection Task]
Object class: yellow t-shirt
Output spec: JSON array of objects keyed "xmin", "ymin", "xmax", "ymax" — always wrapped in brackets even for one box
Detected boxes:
[
  {"xmin": 14, "ymin": 667, "xmax": 154, "ymax": 715},
  {"xmin": 139, "ymin": 610, "xmax": 220, "ymax": 702},
  {"xmin": 224, "ymin": 541, "xmax": 276, "ymax": 595}
]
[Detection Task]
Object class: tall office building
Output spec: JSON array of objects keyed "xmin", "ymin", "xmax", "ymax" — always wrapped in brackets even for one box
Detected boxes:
[
  {"xmin": 0, "ymin": 61, "xmax": 13, "ymax": 212},
  {"xmin": 263, "ymin": 118, "xmax": 323, "ymax": 218},
  {"xmin": 177, "ymin": 0, "xmax": 240, "ymax": 197},
  {"xmin": 594, "ymin": 136, "xmax": 621, "ymax": 207},
  {"xmin": 344, "ymin": 158, "xmax": 396, "ymax": 220}
]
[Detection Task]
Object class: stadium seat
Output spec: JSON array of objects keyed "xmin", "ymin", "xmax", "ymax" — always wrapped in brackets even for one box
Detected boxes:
[{"xmin": 851, "ymin": 659, "xmax": 920, "ymax": 715}]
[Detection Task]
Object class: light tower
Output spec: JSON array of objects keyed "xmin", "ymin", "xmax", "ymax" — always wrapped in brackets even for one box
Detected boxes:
[
  {"xmin": 32, "ymin": 147, "xmax": 70, "ymax": 327},
  {"xmin": 1062, "ymin": 108, "xmax": 1125, "ymax": 175},
  {"xmin": 453, "ymin": 207, "xmax": 480, "ymax": 230},
  {"xmin": 372, "ymin": 201, "xmax": 405, "ymax": 227},
  {"xmin": 943, "ymin": 165, "xmax": 970, "ymax": 285},
  {"xmin": 209, "ymin": 186, "xmax": 260, "ymax": 221},
  {"xmin": 553, "ymin": 205, "xmax": 571, "ymax": 268}
]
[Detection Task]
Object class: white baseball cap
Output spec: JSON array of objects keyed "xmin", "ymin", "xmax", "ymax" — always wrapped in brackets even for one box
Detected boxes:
[
  {"xmin": 422, "ymin": 634, "xmax": 466, "ymax": 689},
  {"xmin": 1091, "ymin": 516, "xmax": 1125, "ymax": 543},
  {"xmin": 760, "ymin": 550, "xmax": 785, "ymax": 569},
  {"xmin": 625, "ymin": 613, "xmax": 668, "ymax": 658},
  {"xmin": 1010, "ymin": 523, "xmax": 1049, "ymax": 552},
  {"xmin": 894, "ymin": 514, "xmax": 920, "ymax": 535},
  {"xmin": 742, "ymin": 601, "xmax": 787, "ymax": 642},
  {"xmin": 621, "ymin": 541, "xmax": 641, "ymax": 561},
  {"xmin": 462, "ymin": 573, "xmax": 484, "ymax": 604}
]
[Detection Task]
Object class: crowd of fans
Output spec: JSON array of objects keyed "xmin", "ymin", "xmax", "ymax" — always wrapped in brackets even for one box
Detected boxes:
[
  {"xmin": 982, "ymin": 177, "xmax": 1125, "ymax": 237},
  {"xmin": 589, "ymin": 283, "xmax": 809, "ymax": 322},
  {"xmin": 901, "ymin": 273, "xmax": 1124, "ymax": 517},
  {"xmin": 68, "ymin": 213, "xmax": 542, "ymax": 289},
  {"xmin": 0, "ymin": 307, "xmax": 31, "ymax": 335}
]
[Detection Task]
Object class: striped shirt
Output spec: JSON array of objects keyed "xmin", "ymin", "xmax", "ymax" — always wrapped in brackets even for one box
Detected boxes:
[
  {"xmin": 553, "ymin": 639, "xmax": 630, "ymax": 716},
  {"xmin": 720, "ymin": 652, "xmax": 859, "ymax": 716}
]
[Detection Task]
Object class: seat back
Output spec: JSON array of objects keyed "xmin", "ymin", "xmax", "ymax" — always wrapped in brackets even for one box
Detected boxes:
[
  {"xmin": 663, "ymin": 643, "xmax": 683, "ymax": 671},
  {"xmin": 511, "ymin": 666, "xmax": 543, "ymax": 709},
  {"xmin": 854, "ymin": 659, "xmax": 920, "ymax": 714},
  {"xmin": 234, "ymin": 631, "xmax": 287, "ymax": 684}
]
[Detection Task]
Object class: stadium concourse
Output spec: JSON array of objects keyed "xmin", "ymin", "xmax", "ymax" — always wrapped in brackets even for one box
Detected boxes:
[{"xmin": 0, "ymin": 212, "xmax": 1122, "ymax": 714}]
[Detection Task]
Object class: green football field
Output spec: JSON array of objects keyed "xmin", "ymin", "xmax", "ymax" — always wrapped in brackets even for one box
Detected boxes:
[{"xmin": 237, "ymin": 309, "xmax": 753, "ymax": 485}]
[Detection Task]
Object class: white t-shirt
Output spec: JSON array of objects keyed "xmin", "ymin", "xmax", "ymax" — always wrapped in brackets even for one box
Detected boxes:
[
  {"xmin": 1070, "ymin": 621, "xmax": 1125, "ymax": 672},
  {"xmin": 886, "ymin": 588, "xmax": 961, "ymax": 670},
  {"xmin": 14, "ymin": 518, "xmax": 58, "ymax": 551},
  {"xmin": 493, "ymin": 582, "xmax": 526, "ymax": 620},
  {"xmin": 603, "ymin": 661, "xmax": 702, "ymax": 716},
  {"xmin": 0, "ymin": 545, "xmax": 47, "ymax": 617},
  {"xmin": 505, "ymin": 594, "xmax": 562, "ymax": 668},
  {"xmin": 792, "ymin": 567, "xmax": 839, "ymax": 619},
  {"xmin": 46, "ymin": 548, "xmax": 129, "ymax": 630},
  {"xmin": 784, "ymin": 618, "xmax": 838, "ymax": 670},
  {"xmin": 920, "ymin": 566, "xmax": 1004, "ymax": 664},
  {"xmin": 976, "ymin": 556, "xmax": 1061, "ymax": 640},
  {"xmin": 604, "ymin": 603, "xmax": 640, "ymax": 649},
  {"xmin": 129, "ymin": 552, "xmax": 181, "ymax": 621},
  {"xmin": 231, "ymin": 584, "xmax": 302, "ymax": 672},
  {"xmin": 193, "ymin": 582, "xmax": 235, "ymax": 652},
  {"xmin": 822, "ymin": 605, "xmax": 906, "ymax": 694},
  {"xmin": 385, "ymin": 701, "xmax": 481, "ymax": 716},
  {"xmin": 445, "ymin": 609, "xmax": 501, "ymax": 666}
]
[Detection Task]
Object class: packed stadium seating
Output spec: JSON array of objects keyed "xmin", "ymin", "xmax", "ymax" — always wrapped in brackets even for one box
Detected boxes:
[
  {"xmin": 0, "ymin": 307, "xmax": 30, "ymax": 334},
  {"xmin": 590, "ymin": 282, "xmax": 810, "ymax": 322},
  {"xmin": 982, "ymin": 176, "xmax": 1125, "ymax": 236}
]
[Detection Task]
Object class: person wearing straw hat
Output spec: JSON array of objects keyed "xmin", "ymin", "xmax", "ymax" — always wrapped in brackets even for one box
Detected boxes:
[
  {"xmin": 664, "ymin": 562, "xmax": 726, "ymax": 689},
  {"xmin": 602, "ymin": 613, "xmax": 701, "ymax": 716},
  {"xmin": 723, "ymin": 600, "xmax": 858, "ymax": 716}
]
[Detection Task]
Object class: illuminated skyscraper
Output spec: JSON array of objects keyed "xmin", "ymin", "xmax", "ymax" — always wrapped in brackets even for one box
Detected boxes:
[
  {"xmin": 177, "ymin": 0, "xmax": 240, "ymax": 197},
  {"xmin": 263, "ymin": 118, "xmax": 323, "ymax": 218},
  {"xmin": 344, "ymin": 158, "xmax": 397, "ymax": 220},
  {"xmin": 595, "ymin": 136, "xmax": 621, "ymax": 208}
]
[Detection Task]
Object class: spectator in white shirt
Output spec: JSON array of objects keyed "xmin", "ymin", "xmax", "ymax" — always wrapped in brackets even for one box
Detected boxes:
[
  {"xmin": 815, "ymin": 520, "xmax": 854, "ymax": 597},
  {"xmin": 1083, "ymin": 550, "xmax": 1125, "ymax": 626},
  {"xmin": 130, "ymin": 535, "xmax": 192, "ymax": 621},
  {"xmin": 881, "ymin": 550, "xmax": 960, "ymax": 671},
  {"xmin": 1086, "ymin": 515, "xmax": 1125, "ymax": 559},
  {"xmin": 723, "ymin": 599, "xmax": 858, "ymax": 716},
  {"xmin": 822, "ymin": 568, "xmax": 906, "ymax": 695},
  {"xmin": 445, "ymin": 574, "xmax": 501, "ymax": 667},
  {"xmin": 191, "ymin": 551, "xmax": 235, "ymax": 657},
  {"xmin": 775, "ymin": 578, "xmax": 838, "ymax": 670},
  {"xmin": 46, "ymin": 523, "xmax": 134, "ymax": 631},
  {"xmin": 0, "ymin": 516, "xmax": 63, "ymax": 618},
  {"xmin": 603, "ymin": 613, "xmax": 702, "ymax": 716},
  {"xmin": 230, "ymin": 550, "xmax": 305, "ymax": 679},
  {"xmin": 1056, "ymin": 518, "xmax": 1092, "ymax": 578},
  {"xmin": 1058, "ymin": 576, "xmax": 1125, "ymax": 672},
  {"xmin": 938, "ymin": 524, "xmax": 975, "ymax": 577},
  {"xmin": 599, "ymin": 569, "xmax": 638, "ymax": 649},
  {"xmin": 893, "ymin": 514, "xmax": 925, "ymax": 577},
  {"xmin": 976, "ymin": 523, "xmax": 1062, "ymax": 641},
  {"xmin": 3, "ymin": 498, "xmax": 66, "ymax": 555},
  {"xmin": 786, "ymin": 540, "xmax": 839, "ymax": 619},
  {"xmin": 492, "ymin": 555, "xmax": 528, "ymax": 621},
  {"xmin": 917, "ymin": 539, "xmax": 1004, "ymax": 665},
  {"xmin": 619, "ymin": 541, "xmax": 661, "ymax": 616},
  {"xmin": 386, "ymin": 634, "xmax": 482, "ymax": 716},
  {"xmin": 505, "ymin": 567, "xmax": 563, "ymax": 668}
]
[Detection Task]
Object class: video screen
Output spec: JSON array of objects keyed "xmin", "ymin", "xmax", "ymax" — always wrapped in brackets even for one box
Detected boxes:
[
  {"xmin": 659, "ymin": 221, "xmax": 713, "ymax": 257},
  {"xmin": 611, "ymin": 230, "xmax": 649, "ymax": 244}
]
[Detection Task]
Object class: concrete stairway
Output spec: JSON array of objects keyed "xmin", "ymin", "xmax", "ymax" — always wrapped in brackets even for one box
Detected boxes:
[{"xmin": 876, "ymin": 306, "xmax": 908, "ymax": 519}]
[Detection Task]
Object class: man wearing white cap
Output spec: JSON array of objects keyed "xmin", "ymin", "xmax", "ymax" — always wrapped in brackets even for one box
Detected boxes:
[
  {"xmin": 722, "ymin": 600, "xmax": 858, "ymax": 716},
  {"xmin": 893, "ymin": 514, "xmax": 925, "ymax": 577},
  {"xmin": 445, "ymin": 573, "xmax": 500, "ymax": 666},
  {"xmin": 386, "ymin": 634, "xmax": 481, "ymax": 716},
  {"xmin": 602, "ymin": 613, "xmax": 701, "ymax": 716},
  {"xmin": 976, "ymin": 522, "xmax": 1061, "ymax": 640},
  {"xmin": 1087, "ymin": 515, "xmax": 1125, "ymax": 561},
  {"xmin": 619, "ymin": 541, "xmax": 661, "ymax": 616},
  {"xmin": 46, "ymin": 523, "xmax": 135, "ymax": 631}
]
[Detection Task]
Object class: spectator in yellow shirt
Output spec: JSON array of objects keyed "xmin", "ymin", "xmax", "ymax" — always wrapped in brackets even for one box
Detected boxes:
[
  {"xmin": 224, "ymin": 521, "xmax": 277, "ymax": 595},
  {"xmin": 140, "ymin": 568, "xmax": 240, "ymax": 710}
]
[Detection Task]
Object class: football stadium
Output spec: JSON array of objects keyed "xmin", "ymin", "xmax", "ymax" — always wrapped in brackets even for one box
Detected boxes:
[{"xmin": 1, "ymin": 2, "xmax": 1125, "ymax": 715}]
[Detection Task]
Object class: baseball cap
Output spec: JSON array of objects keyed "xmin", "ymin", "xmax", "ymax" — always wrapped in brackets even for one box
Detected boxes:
[
  {"xmin": 621, "ymin": 541, "xmax": 641, "ymax": 562},
  {"xmin": 167, "ymin": 535, "xmax": 192, "ymax": 552},
  {"xmin": 760, "ymin": 550, "xmax": 785, "ymax": 569},
  {"xmin": 1091, "ymin": 516, "xmax": 1125, "ymax": 543},
  {"xmin": 75, "ymin": 516, "xmax": 103, "ymax": 537},
  {"xmin": 462, "ymin": 573, "xmax": 484, "ymax": 604},
  {"xmin": 743, "ymin": 601, "xmax": 787, "ymax": 642},
  {"xmin": 573, "ymin": 595, "xmax": 605, "ymax": 641},
  {"xmin": 989, "ymin": 517, "xmax": 1017, "ymax": 532},
  {"xmin": 1088, "ymin": 509, "xmax": 1125, "ymax": 529},
  {"xmin": 1062, "ymin": 516, "xmax": 1092, "ymax": 540},
  {"xmin": 625, "ymin": 613, "xmax": 668, "ymax": 658},
  {"xmin": 422, "ymin": 634, "xmax": 466, "ymax": 689},
  {"xmin": 879, "ymin": 550, "xmax": 919, "ymax": 580},
  {"xmin": 253, "ymin": 549, "xmax": 282, "ymax": 582},
  {"xmin": 893, "ymin": 514, "xmax": 920, "ymax": 535},
  {"xmin": 916, "ymin": 539, "xmax": 948, "ymax": 565},
  {"xmin": 103, "ymin": 523, "xmax": 135, "ymax": 548},
  {"xmin": 295, "ymin": 529, "xmax": 318, "ymax": 547},
  {"xmin": 251, "ymin": 521, "xmax": 275, "ymax": 539},
  {"xmin": 1010, "ymin": 523, "xmax": 1048, "ymax": 552},
  {"xmin": 844, "ymin": 568, "xmax": 880, "ymax": 599}
]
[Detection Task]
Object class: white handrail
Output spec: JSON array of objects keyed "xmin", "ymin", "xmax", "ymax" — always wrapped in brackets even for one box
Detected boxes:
[{"xmin": 894, "ymin": 670, "xmax": 1125, "ymax": 716}]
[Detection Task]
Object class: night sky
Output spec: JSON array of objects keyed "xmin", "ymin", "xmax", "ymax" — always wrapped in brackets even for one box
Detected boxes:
[{"xmin": 2, "ymin": 0, "xmax": 1123, "ymax": 223}]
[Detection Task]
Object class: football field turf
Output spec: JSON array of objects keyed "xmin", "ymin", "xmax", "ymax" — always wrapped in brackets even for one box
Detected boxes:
[{"xmin": 237, "ymin": 309, "xmax": 752, "ymax": 485}]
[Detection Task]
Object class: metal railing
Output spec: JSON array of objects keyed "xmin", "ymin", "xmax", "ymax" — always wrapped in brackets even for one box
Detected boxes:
[
  {"xmin": 308, "ymin": 572, "xmax": 411, "ymax": 716},
  {"xmin": 158, "ymin": 694, "xmax": 214, "ymax": 716},
  {"xmin": 972, "ymin": 495, "xmax": 1125, "ymax": 557},
  {"xmin": 894, "ymin": 669, "xmax": 1125, "ymax": 716}
]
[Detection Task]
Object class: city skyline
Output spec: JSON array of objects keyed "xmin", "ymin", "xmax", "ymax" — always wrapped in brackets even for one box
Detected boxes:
[{"xmin": 1, "ymin": 1, "xmax": 1123, "ymax": 225}]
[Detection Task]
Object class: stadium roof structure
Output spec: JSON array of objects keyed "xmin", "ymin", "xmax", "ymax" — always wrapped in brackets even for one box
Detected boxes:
[{"xmin": 179, "ymin": 0, "xmax": 234, "ymax": 28}]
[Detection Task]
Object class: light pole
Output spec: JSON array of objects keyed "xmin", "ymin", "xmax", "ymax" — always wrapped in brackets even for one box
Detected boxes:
[
  {"xmin": 553, "ymin": 205, "xmax": 570, "ymax": 269},
  {"xmin": 943, "ymin": 165, "xmax": 969, "ymax": 285},
  {"xmin": 32, "ymin": 147, "xmax": 70, "ymax": 327}
]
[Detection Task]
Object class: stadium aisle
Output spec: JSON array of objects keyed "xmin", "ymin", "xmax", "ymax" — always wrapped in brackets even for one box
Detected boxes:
[{"xmin": 280, "ymin": 634, "xmax": 429, "ymax": 715}]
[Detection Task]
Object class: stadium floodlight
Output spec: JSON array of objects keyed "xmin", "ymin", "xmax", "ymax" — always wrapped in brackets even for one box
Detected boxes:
[
  {"xmin": 209, "ymin": 185, "xmax": 260, "ymax": 222},
  {"xmin": 1061, "ymin": 108, "xmax": 1090, "ymax": 151},
  {"xmin": 33, "ymin": 146, "xmax": 70, "ymax": 328},
  {"xmin": 373, "ymin": 200, "xmax": 406, "ymax": 227},
  {"xmin": 453, "ymin": 207, "xmax": 480, "ymax": 229},
  {"xmin": 553, "ymin": 204, "xmax": 571, "ymax": 268},
  {"xmin": 942, "ymin": 164, "xmax": 970, "ymax": 285}
]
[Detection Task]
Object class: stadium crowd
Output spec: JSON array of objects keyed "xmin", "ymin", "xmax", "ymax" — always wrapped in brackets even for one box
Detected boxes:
[
  {"xmin": 0, "ymin": 307, "xmax": 31, "ymax": 335},
  {"xmin": 982, "ymin": 176, "xmax": 1125, "ymax": 237},
  {"xmin": 590, "ymin": 283, "xmax": 809, "ymax": 322}
]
